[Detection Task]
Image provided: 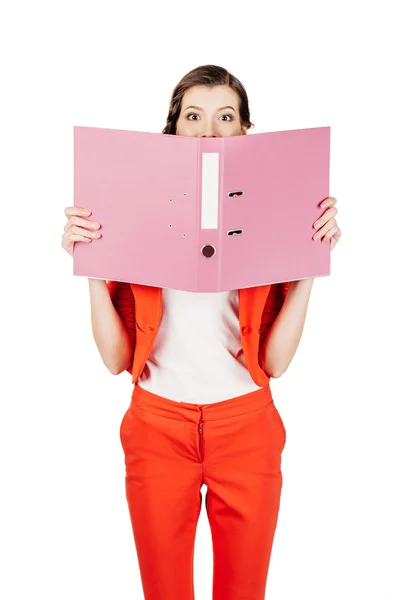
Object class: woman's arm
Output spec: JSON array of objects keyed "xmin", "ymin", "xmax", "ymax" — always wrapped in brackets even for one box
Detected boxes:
[
  {"xmin": 263, "ymin": 278, "xmax": 314, "ymax": 378},
  {"xmin": 88, "ymin": 278, "xmax": 135, "ymax": 375}
]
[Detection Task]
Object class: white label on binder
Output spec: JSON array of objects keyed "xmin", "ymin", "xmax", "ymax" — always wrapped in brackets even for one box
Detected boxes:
[{"xmin": 201, "ymin": 153, "xmax": 219, "ymax": 229}]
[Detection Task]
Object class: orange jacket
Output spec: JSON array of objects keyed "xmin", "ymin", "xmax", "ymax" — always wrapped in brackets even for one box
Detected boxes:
[{"xmin": 106, "ymin": 281, "xmax": 290, "ymax": 387}]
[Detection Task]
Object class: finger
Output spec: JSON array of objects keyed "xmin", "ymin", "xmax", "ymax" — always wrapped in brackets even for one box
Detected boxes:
[
  {"xmin": 65, "ymin": 215, "xmax": 101, "ymax": 232},
  {"xmin": 321, "ymin": 224, "xmax": 340, "ymax": 243},
  {"xmin": 68, "ymin": 233, "xmax": 93, "ymax": 243},
  {"xmin": 70, "ymin": 224, "xmax": 102, "ymax": 239},
  {"xmin": 313, "ymin": 206, "xmax": 338, "ymax": 230},
  {"xmin": 320, "ymin": 196, "xmax": 337, "ymax": 209},
  {"xmin": 313, "ymin": 218, "xmax": 337, "ymax": 240},
  {"xmin": 64, "ymin": 206, "xmax": 91, "ymax": 217}
]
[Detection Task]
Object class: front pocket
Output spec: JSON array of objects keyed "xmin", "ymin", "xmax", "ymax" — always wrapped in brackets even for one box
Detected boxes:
[
  {"xmin": 271, "ymin": 400, "xmax": 286, "ymax": 448},
  {"xmin": 119, "ymin": 406, "xmax": 132, "ymax": 443}
]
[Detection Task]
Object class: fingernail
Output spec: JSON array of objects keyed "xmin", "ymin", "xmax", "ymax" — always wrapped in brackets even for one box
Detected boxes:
[{"xmin": 83, "ymin": 209, "xmax": 90, "ymax": 215}]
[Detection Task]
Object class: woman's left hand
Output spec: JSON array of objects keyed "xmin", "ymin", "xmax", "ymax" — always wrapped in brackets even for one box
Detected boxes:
[{"xmin": 313, "ymin": 196, "xmax": 341, "ymax": 251}]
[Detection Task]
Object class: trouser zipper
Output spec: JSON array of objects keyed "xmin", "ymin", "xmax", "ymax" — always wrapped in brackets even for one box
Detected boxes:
[{"xmin": 198, "ymin": 418, "xmax": 204, "ymax": 461}]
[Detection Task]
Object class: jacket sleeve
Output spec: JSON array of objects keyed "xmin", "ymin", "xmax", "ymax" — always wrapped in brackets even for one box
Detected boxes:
[{"xmin": 106, "ymin": 280, "xmax": 136, "ymax": 371}]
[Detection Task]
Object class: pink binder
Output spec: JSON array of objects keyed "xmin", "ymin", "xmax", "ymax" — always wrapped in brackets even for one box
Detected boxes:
[{"xmin": 73, "ymin": 125, "xmax": 330, "ymax": 292}]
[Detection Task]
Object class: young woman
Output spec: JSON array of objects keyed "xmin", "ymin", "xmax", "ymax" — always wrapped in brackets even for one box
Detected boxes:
[{"xmin": 62, "ymin": 65, "xmax": 341, "ymax": 600}]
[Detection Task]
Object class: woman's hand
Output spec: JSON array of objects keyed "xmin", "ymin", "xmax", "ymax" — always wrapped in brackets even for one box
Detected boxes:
[
  {"xmin": 312, "ymin": 196, "xmax": 341, "ymax": 251},
  {"xmin": 62, "ymin": 206, "xmax": 102, "ymax": 257}
]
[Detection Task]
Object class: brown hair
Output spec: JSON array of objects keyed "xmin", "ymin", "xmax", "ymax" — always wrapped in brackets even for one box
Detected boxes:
[{"xmin": 161, "ymin": 64, "xmax": 255, "ymax": 135}]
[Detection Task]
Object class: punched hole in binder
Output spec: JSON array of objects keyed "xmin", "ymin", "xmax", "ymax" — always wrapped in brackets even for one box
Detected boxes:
[
  {"xmin": 228, "ymin": 191, "xmax": 244, "ymax": 197},
  {"xmin": 227, "ymin": 229, "xmax": 243, "ymax": 236}
]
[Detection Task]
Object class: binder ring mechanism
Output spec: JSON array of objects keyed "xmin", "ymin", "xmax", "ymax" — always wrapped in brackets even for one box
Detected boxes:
[{"xmin": 227, "ymin": 190, "xmax": 243, "ymax": 237}]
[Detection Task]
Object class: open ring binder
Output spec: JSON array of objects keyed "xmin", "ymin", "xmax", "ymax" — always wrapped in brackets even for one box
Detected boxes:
[{"xmin": 73, "ymin": 125, "xmax": 331, "ymax": 292}]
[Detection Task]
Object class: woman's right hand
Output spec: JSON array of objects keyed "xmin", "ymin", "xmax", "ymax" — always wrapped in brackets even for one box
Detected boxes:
[{"xmin": 62, "ymin": 206, "xmax": 102, "ymax": 257}]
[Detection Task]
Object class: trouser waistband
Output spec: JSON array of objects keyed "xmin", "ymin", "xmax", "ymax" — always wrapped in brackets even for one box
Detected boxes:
[{"xmin": 131, "ymin": 383, "xmax": 273, "ymax": 423}]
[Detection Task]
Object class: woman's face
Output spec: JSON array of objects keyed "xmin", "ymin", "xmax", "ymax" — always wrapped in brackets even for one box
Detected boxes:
[{"xmin": 175, "ymin": 85, "xmax": 248, "ymax": 138}]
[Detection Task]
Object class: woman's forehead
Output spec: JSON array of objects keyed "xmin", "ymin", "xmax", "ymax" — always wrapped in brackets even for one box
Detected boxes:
[{"xmin": 182, "ymin": 85, "xmax": 239, "ymax": 109}]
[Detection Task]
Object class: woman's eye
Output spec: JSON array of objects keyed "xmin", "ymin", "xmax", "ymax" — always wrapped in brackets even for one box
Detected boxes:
[{"xmin": 186, "ymin": 113, "xmax": 234, "ymax": 122}]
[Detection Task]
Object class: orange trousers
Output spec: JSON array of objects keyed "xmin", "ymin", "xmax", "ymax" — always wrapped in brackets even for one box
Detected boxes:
[{"xmin": 119, "ymin": 382, "xmax": 286, "ymax": 600}]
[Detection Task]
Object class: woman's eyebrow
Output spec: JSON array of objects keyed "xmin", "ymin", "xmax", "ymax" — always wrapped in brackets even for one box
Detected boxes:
[{"xmin": 183, "ymin": 105, "xmax": 237, "ymax": 112}]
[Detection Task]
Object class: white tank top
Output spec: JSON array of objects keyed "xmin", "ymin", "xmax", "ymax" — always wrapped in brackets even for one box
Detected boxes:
[{"xmin": 137, "ymin": 288, "xmax": 263, "ymax": 403}]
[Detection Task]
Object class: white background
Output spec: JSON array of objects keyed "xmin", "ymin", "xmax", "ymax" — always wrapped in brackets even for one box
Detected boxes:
[{"xmin": 1, "ymin": 0, "xmax": 399, "ymax": 598}]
